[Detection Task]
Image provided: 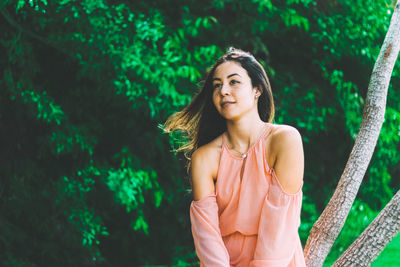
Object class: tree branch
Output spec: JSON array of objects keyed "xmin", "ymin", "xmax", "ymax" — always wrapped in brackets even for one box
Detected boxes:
[
  {"xmin": 333, "ymin": 189, "xmax": 400, "ymax": 266},
  {"xmin": 304, "ymin": 1, "xmax": 400, "ymax": 266}
]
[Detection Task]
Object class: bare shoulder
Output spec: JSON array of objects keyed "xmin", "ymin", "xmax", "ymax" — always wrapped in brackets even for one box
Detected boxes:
[
  {"xmin": 191, "ymin": 135, "xmax": 222, "ymax": 172},
  {"xmin": 190, "ymin": 134, "xmax": 223, "ymax": 201},
  {"xmin": 268, "ymin": 124, "xmax": 304, "ymax": 194},
  {"xmin": 270, "ymin": 124, "xmax": 302, "ymax": 151}
]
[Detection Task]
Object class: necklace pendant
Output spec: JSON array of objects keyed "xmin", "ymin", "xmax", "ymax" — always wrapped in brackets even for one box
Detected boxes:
[{"xmin": 241, "ymin": 154, "xmax": 247, "ymax": 158}]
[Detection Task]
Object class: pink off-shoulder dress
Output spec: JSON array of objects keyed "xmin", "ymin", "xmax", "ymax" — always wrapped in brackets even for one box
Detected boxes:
[{"xmin": 189, "ymin": 124, "xmax": 306, "ymax": 267}]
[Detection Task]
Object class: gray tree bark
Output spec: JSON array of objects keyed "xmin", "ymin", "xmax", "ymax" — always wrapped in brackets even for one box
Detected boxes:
[
  {"xmin": 304, "ymin": 1, "xmax": 400, "ymax": 266},
  {"xmin": 333, "ymin": 189, "xmax": 400, "ymax": 266}
]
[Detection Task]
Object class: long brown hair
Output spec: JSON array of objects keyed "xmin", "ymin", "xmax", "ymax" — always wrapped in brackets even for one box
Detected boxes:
[{"xmin": 164, "ymin": 47, "xmax": 275, "ymax": 170}]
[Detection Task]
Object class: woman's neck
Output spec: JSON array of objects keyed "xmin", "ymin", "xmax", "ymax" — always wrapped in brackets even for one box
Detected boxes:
[{"xmin": 225, "ymin": 118, "xmax": 267, "ymax": 151}]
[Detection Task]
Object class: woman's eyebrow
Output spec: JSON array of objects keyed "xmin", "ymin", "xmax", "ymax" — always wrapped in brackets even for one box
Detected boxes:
[{"xmin": 212, "ymin": 73, "xmax": 241, "ymax": 81}]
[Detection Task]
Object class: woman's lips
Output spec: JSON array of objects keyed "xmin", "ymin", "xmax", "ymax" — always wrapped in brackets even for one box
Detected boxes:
[{"xmin": 221, "ymin": 102, "xmax": 235, "ymax": 108}]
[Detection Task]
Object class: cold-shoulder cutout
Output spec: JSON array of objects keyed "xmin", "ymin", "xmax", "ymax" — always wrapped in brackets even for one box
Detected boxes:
[
  {"xmin": 191, "ymin": 144, "xmax": 221, "ymax": 201},
  {"xmin": 262, "ymin": 124, "xmax": 304, "ymax": 196},
  {"xmin": 268, "ymin": 167, "xmax": 303, "ymax": 197},
  {"xmin": 192, "ymin": 193, "xmax": 217, "ymax": 204}
]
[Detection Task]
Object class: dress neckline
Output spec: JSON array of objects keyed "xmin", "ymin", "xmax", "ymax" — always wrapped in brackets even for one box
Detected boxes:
[{"xmin": 222, "ymin": 123, "xmax": 271, "ymax": 160}]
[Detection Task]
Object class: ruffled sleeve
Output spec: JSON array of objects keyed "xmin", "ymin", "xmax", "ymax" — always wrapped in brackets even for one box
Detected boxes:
[
  {"xmin": 190, "ymin": 193, "xmax": 230, "ymax": 267},
  {"xmin": 249, "ymin": 169, "xmax": 305, "ymax": 267}
]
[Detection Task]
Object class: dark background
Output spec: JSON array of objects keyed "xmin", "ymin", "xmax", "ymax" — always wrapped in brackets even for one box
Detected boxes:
[{"xmin": 1, "ymin": 0, "xmax": 399, "ymax": 266}]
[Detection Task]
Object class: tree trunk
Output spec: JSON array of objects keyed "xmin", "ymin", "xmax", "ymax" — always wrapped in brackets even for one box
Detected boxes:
[
  {"xmin": 333, "ymin": 189, "xmax": 400, "ymax": 266},
  {"xmin": 303, "ymin": 1, "xmax": 400, "ymax": 266}
]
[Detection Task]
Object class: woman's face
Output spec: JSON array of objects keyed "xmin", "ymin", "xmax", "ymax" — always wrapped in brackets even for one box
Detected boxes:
[{"xmin": 212, "ymin": 61, "xmax": 260, "ymax": 120}]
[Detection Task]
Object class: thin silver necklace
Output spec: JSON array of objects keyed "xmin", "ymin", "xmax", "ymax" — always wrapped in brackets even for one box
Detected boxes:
[{"xmin": 227, "ymin": 124, "xmax": 267, "ymax": 158}]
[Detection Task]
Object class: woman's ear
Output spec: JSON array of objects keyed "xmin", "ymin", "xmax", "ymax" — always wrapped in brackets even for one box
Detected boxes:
[{"xmin": 253, "ymin": 86, "xmax": 262, "ymax": 98}]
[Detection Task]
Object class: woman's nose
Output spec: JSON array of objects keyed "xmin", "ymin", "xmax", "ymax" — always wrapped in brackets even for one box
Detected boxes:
[{"xmin": 220, "ymin": 82, "xmax": 230, "ymax": 95}]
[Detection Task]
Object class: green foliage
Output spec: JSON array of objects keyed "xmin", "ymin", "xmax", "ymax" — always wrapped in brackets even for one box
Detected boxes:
[
  {"xmin": 20, "ymin": 89, "xmax": 65, "ymax": 125},
  {"xmin": 281, "ymin": 8, "xmax": 310, "ymax": 32},
  {"xmin": 57, "ymin": 166, "xmax": 108, "ymax": 259},
  {"xmin": 328, "ymin": 69, "xmax": 363, "ymax": 140},
  {"xmin": 1, "ymin": 0, "xmax": 399, "ymax": 266},
  {"xmin": 106, "ymin": 168, "xmax": 159, "ymax": 213},
  {"xmin": 299, "ymin": 193, "xmax": 319, "ymax": 243}
]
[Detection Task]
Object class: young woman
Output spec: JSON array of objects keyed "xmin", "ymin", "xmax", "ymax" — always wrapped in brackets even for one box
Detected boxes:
[{"xmin": 164, "ymin": 47, "xmax": 306, "ymax": 267}]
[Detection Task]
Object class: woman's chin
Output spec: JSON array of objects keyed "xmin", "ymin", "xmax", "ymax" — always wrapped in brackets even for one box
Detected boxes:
[{"xmin": 219, "ymin": 112, "xmax": 241, "ymax": 121}]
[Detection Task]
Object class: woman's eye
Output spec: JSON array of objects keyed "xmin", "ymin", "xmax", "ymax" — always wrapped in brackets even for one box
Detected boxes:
[
  {"xmin": 230, "ymin": 80, "xmax": 239, "ymax": 85},
  {"xmin": 213, "ymin": 84, "xmax": 222, "ymax": 89}
]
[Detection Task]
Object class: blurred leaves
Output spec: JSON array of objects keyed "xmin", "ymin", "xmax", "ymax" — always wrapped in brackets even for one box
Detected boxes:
[{"xmin": 1, "ymin": 0, "xmax": 399, "ymax": 266}]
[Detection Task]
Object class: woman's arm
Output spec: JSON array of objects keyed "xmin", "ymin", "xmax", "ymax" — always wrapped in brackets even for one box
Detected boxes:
[
  {"xmin": 191, "ymin": 147, "xmax": 217, "ymax": 201},
  {"xmin": 249, "ymin": 125, "xmax": 306, "ymax": 267},
  {"xmin": 271, "ymin": 125, "xmax": 304, "ymax": 194},
  {"xmin": 190, "ymin": 147, "xmax": 230, "ymax": 267}
]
